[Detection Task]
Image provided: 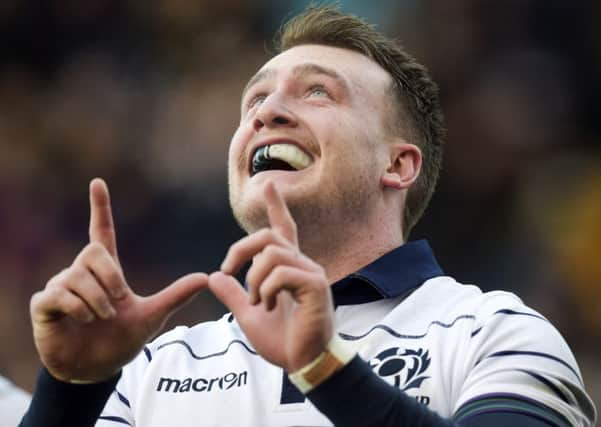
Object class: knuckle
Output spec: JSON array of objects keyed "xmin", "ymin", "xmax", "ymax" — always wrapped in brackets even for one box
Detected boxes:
[
  {"xmin": 46, "ymin": 268, "xmax": 71, "ymax": 290},
  {"xmin": 45, "ymin": 287, "xmax": 66, "ymax": 301},
  {"xmin": 37, "ymin": 286, "xmax": 68, "ymax": 312},
  {"xmin": 312, "ymin": 272, "xmax": 329, "ymax": 289},
  {"xmin": 271, "ymin": 265, "xmax": 290, "ymax": 280},
  {"xmin": 257, "ymin": 227, "xmax": 271, "ymax": 237},
  {"xmin": 229, "ymin": 235, "xmax": 252, "ymax": 257},
  {"xmin": 29, "ymin": 290, "xmax": 45, "ymax": 311},
  {"xmin": 314, "ymin": 263, "xmax": 326, "ymax": 275},
  {"xmin": 259, "ymin": 284, "xmax": 271, "ymax": 299},
  {"xmin": 45, "ymin": 276, "xmax": 60, "ymax": 291},
  {"xmin": 227, "ymin": 241, "xmax": 242, "ymax": 258},
  {"xmin": 79, "ymin": 280, "xmax": 106, "ymax": 305},
  {"xmin": 248, "ymin": 270, "xmax": 262, "ymax": 290},
  {"xmin": 262, "ymin": 244, "xmax": 281, "ymax": 259},
  {"xmin": 59, "ymin": 294, "xmax": 77, "ymax": 312},
  {"xmin": 86, "ymin": 241, "xmax": 105, "ymax": 257},
  {"xmin": 42, "ymin": 286, "xmax": 63, "ymax": 301},
  {"xmin": 67, "ymin": 264, "xmax": 88, "ymax": 283},
  {"xmin": 106, "ymin": 268, "xmax": 123, "ymax": 286},
  {"xmin": 245, "ymin": 269, "xmax": 258, "ymax": 289},
  {"xmin": 289, "ymin": 221, "xmax": 297, "ymax": 232},
  {"xmin": 63, "ymin": 298, "xmax": 88, "ymax": 318},
  {"xmin": 90, "ymin": 292, "xmax": 109, "ymax": 310},
  {"xmin": 56, "ymin": 290, "xmax": 81, "ymax": 311},
  {"xmin": 301, "ymin": 256, "xmax": 324, "ymax": 273},
  {"xmin": 78, "ymin": 243, "xmax": 93, "ymax": 259},
  {"xmin": 258, "ymin": 228, "xmax": 276, "ymax": 243}
]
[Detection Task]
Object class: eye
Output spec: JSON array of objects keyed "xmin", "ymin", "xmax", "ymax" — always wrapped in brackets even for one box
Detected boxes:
[
  {"xmin": 247, "ymin": 94, "xmax": 267, "ymax": 110},
  {"xmin": 307, "ymin": 85, "xmax": 330, "ymax": 98}
]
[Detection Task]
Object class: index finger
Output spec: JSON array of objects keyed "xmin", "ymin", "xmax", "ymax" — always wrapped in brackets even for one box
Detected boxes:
[
  {"xmin": 89, "ymin": 178, "xmax": 119, "ymax": 259},
  {"xmin": 264, "ymin": 181, "xmax": 298, "ymax": 246}
]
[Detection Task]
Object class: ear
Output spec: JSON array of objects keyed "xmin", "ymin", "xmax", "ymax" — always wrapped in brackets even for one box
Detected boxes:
[{"xmin": 380, "ymin": 143, "xmax": 422, "ymax": 190}]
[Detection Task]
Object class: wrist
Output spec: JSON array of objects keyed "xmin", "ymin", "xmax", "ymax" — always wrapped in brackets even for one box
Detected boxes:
[
  {"xmin": 45, "ymin": 366, "xmax": 121, "ymax": 385},
  {"xmin": 288, "ymin": 334, "xmax": 356, "ymax": 393}
]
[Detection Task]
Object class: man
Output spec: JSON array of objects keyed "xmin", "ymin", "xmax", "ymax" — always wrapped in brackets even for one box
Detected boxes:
[{"xmin": 20, "ymin": 6, "xmax": 596, "ymax": 427}]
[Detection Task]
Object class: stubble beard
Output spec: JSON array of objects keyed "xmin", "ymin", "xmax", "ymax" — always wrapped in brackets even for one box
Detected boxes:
[{"xmin": 229, "ymin": 173, "xmax": 376, "ymax": 264}]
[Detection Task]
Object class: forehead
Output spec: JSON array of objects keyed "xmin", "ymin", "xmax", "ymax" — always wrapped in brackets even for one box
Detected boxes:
[{"xmin": 248, "ymin": 44, "xmax": 392, "ymax": 97}]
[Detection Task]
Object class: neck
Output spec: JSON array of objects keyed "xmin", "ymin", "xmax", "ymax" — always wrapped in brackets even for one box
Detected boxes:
[{"xmin": 299, "ymin": 213, "xmax": 404, "ymax": 284}]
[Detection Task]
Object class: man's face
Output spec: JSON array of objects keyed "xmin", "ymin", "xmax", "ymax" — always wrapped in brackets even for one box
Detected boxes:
[{"xmin": 228, "ymin": 44, "xmax": 395, "ymax": 244}]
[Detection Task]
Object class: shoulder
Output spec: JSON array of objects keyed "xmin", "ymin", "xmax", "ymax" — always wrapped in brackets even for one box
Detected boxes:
[
  {"xmin": 418, "ymin": 277, "xmax": 576, "ymax": 373},
  {"xmin": 414, "ymin": 276, "xmax": 548, "ymax": 330},
  {"xmin": 420, "ymin": 277, "xmax": 597, "ymax": 426},
  {"xmin": 419, "ymin": 275, "xmax": 525, "ymax": 311}
]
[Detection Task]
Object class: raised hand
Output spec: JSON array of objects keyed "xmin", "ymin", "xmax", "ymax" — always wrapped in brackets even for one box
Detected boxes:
[
  {"xmin": 30, "ymin": 178, "xmax": 208, "ymax": 383},
  {"xmin": 210, "ymin": 182, "xmax": 334, "ymax": 373}
]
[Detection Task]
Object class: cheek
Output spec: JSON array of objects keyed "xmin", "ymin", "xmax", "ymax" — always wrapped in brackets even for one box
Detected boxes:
[
  {"xmin": 322, "ymin": 125, "xmax": 381, "ymax": 182},
  {"xmin": 227, "ymin": 143, "xmax": 238, "ymax": 170},
  {"xmin": 228, "ymin": 127, "xmax": 250, "ymax": 173},
  {"xmin": 228, "ymin": 127, "xmax": 243, "ymax": 157}
]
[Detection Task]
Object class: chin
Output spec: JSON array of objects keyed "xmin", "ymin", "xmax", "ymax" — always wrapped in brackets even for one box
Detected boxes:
[{"xmin": 230, "ymin": 191, "xmax": 270, "ymax": 234}]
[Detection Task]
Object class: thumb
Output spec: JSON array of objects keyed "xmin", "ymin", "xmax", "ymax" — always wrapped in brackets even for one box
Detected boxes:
[
  {"xmin": 144, "ymin": 273, "xmax": 209, "ymax": 323},
  {"xmin": 208, "ymin": 272, "xmax": 249, "ymax": 317}
]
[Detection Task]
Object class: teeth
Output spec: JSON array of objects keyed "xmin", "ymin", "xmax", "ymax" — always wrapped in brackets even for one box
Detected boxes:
[{"xmin": 264, "ymin": 143, "xmax": 312, "ymax": 170}]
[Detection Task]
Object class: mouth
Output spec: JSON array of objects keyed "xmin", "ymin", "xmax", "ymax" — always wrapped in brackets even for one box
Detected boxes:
[{"xmin": 250, "ymin": 143, "xmax": 313, "ymax": 176}]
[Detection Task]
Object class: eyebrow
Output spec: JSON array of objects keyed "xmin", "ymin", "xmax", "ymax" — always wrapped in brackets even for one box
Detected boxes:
[{"xmin": 241, "ymin": 62, "xmax": 350, "ymax": 100}]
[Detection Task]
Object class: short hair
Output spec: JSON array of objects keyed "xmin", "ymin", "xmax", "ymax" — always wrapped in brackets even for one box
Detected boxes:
[{"xmin": 274, "ymin": 5, "xmax": 445, "ymax": 237}]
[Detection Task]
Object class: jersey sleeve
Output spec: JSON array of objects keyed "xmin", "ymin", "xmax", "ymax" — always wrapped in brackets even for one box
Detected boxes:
[
  {"xmin": 95, "ymin": 346, "xmax": 153, "ymax": 427},
  {"xmin": 454, "ymin": 294, "xmax": 596, "ymax": 427}
]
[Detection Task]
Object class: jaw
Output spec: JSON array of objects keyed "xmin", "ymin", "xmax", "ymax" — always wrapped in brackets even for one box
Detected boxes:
[
  {"xmin": 230, "ymin": 165, "xmax": 317, "ymax": 233},
  {"xmin": 229, "ymin": 158, "xmax": 391, "ymax": 277}
]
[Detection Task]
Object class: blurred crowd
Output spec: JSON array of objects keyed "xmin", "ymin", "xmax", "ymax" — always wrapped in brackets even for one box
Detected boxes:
[{"xmin": 1, "ymin": 0, "xmax": 599, "ymax": 407}]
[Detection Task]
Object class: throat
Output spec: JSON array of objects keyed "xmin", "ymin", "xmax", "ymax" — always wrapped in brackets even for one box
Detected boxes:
[{"xmin": 297, "ymin": 217, "xmax": 404, "ymax": 284}]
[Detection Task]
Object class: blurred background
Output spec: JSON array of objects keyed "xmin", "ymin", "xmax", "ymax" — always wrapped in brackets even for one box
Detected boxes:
[{"xmin": 1, "ymin": 0, "xmax": 599, "ymax": 407}]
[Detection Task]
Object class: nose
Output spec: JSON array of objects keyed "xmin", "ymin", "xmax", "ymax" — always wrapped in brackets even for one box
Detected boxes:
[{"xmin": 253, "ymin": 94, "xmax": 297, "ymax": 132}]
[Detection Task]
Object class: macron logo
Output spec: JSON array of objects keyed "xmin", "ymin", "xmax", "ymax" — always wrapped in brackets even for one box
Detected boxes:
[{"xmin": 156, "ymin": 371, "xmax": 248, "ymax": 393}]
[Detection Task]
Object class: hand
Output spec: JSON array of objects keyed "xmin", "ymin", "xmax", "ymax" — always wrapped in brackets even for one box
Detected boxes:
[
  {"xmin": 209, "ymin": 182, "xmax": 334, "ymax": 372},
  {"xmin": 30, "ymin": 178, "xmax": 208, "ymax": 383}
]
